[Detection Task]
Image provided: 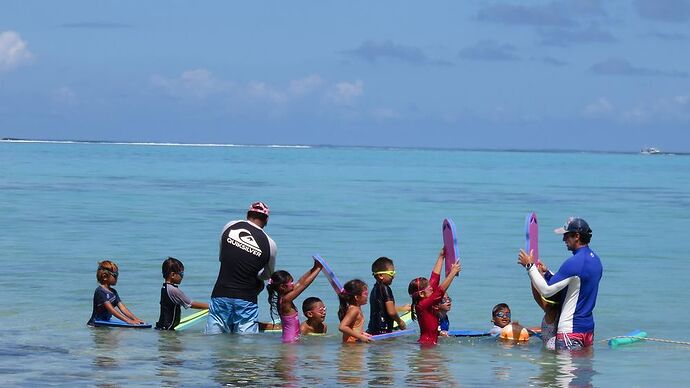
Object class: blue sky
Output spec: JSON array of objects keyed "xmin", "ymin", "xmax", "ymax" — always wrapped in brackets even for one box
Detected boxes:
[{"xmin": 1, "ymin": 0, "xmax": 689, "ymax": 151}]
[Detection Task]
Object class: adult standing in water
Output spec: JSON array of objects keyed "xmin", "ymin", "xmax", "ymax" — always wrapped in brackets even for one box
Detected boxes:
[
  {"xmin": 206, "ymin": 201, "xmax": 277, "ymax": 334},
  {"xmin": 518, "ymin": 217, "xmax": 602, "ymax": 350}
]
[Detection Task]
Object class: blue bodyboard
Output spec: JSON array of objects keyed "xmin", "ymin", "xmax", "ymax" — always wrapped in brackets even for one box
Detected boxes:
[{"xmin": 93, "ymin": 317, "xmax": 152, "ymax": 328}]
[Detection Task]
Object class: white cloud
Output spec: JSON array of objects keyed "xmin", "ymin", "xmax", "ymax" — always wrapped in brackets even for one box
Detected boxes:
[
  {"xmin": 150, "ymin": 68, "xmax": 231, "ymax": 99},
  {"xmin": 326, "ymin": 80, "xmax": 364, "ymax": 106},
  {"xmin": 288, "ymin": 74, "xmax": 323, "ymax": 96},
  {"xmin": 246, "ymin": 81, "xmax": 287, "ymax": 104},
  {"xmin": 582, "ymin": 95, "xmax": 690, "ymax": 123},
  {"xmin": 622, "ymin": 94, "xmax": 690, "ymax": 123},
  {"xmin": 583, "ymin": 97, "xmax": 614, "ymax": 118},
  {"xmin": 0, "ymin": 31, "xmax": 34, "ymax": 72}
]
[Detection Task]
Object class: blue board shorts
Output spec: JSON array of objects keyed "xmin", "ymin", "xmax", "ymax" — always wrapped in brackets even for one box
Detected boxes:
[{"xmin": 205, "ymin": 297, "xmax": 259, "ymax": 334}]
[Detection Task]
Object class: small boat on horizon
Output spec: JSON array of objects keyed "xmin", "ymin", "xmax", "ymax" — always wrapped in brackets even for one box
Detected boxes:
[{"xmin": 641, "ymin": 147, "xmax": 661, "ymax": 154}]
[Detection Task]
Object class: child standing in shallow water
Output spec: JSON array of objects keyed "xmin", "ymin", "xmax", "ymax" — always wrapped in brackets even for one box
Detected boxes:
[
  {"xmin": 300, "ymin": 297, "xmax": 327, "ymax": 335},
  {"xmin": 87, "ymin": 260, "xmax": 144, "ymax": 326},
  {"xmin": 408, "ymin": 248, "xmax": 461, "ymax": 345},
  {"xmin": 155, "ymin": 257, "xmax": 209, "ymax": 330},
  {"xmin": 267, "ymin": 260, "xmax": 322, "ymax": 343},
  {"xmin": 338, "ymin": 279, "xmax": 372, "ymax": 343}
]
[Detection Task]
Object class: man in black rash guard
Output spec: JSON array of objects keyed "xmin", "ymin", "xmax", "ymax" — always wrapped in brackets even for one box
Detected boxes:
[{"xmin": 205, "ymin": 201, "xmax": 277, "ymax": 334}]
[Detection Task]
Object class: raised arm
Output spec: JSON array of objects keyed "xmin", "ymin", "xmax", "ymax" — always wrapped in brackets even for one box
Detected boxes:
[
  {"xmin": 281, "ymin": 260, "xmax": 322, "ymax": 303},
  {"xmin": 439, "ymin": 261, "xmax": 461, "ymax": 291},
  {"xmin": 431, "ymin": 248, "xmax": 445, "ymax": 276},
  {"xmin": 519, "ymin": 249, "xmax": 570, "ymax": 297}
]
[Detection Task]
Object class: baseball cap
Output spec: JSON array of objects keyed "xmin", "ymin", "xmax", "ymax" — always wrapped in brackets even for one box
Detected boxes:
[
  {"xmin": 554, "ymin": 217, "xmax": 591, "ymax": 235},
  {"xmin": 248, "ymin": 201, "xmax": 270, "ymax": 216}
]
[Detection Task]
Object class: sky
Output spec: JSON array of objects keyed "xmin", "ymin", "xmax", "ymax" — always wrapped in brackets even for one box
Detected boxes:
[{"xmin": 1, "ymin": 0, "xmax": 689, "ymax": 151}]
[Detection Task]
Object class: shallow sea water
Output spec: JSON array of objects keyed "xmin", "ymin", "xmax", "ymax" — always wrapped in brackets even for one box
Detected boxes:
[{"xmin": 1, "ymin": 141, "xmax": 689, "ymax": 386}]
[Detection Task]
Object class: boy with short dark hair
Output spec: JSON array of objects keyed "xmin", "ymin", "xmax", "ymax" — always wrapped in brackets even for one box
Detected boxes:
[
  {"xmin": 155, "ymin": 257, "xmax": 209, "ymax": 330},
  {"xmin": 300, "ymin": 297, "xmax": 327, "ymax": 335},
  {"xmin": 366, "ymin": 256, "xmax": 408, "ymax": 334}
]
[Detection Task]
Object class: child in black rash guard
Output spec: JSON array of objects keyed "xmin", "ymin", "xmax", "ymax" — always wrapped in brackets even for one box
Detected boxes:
[
  {"xmin": 155, "ymin": 257, "xmax": 209, "ymax": 330},
  {"xmin": 366, "ymin": 256, "xmax": 409, "ymax": 335}
]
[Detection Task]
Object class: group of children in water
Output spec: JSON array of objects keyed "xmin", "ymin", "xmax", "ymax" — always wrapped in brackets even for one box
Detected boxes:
[{"xmin": 89, "ymin": 248, "xmax": 547, "ymax": 346}]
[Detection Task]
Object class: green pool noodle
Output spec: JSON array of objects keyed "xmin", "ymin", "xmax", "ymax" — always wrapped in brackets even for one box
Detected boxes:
[{"xmin": 609, "ymin": 330, "xmax": 647, "ymax": 348}]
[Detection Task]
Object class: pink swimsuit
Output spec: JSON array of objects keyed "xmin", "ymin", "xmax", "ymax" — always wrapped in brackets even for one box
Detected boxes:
[{"xmin": 280, "ymin": 312, "xmax": 300, "ymax": 343}]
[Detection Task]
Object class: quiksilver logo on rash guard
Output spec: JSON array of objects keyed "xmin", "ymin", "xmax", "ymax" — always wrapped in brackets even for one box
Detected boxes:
[{"xmin": 227, "ymin": 228, "xmax": 263, "ymax": 257}]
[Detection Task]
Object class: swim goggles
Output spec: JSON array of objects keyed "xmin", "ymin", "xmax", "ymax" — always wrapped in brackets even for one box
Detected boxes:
[
  {"xmin": 177, "ymin": 271, "xmax": 184, "ymax": 278},
  {"xmin": 373, "ymin": 270, "xmax": 396, "ymax": 278},
  {"xmin": 99, "ymin": 266, "xmax": 119, "ymax": 278},
  {"xmin": 494, "ymin": 311, "xmax": 511, "ymax": 318}
]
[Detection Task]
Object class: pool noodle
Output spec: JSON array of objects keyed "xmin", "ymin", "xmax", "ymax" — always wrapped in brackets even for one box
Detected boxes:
[
  {"xmin": 174, "ymin": 309, "xmax": 209, "ymax": 331},
  {"xmin": 609, "ymin": 330, "xmax": 647, "ymax": 348}
]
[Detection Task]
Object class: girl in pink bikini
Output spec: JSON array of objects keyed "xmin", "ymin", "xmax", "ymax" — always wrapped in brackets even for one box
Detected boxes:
[{"xmin": 267, "ymin": 260, "xmax": 322, "ymax": 343}]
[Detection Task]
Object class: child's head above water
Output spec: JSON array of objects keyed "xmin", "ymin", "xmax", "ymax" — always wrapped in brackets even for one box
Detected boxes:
[
  {"xmin": 371, "ymin": 256, "xmax": 396, "ymax": 285},
  {"xmin": 302, "ymin": 297, "xmax": 326, "ymax": 323},
  {"xmin": 161, "ymin": 257, "xmax": 185, "ymax": 284},
  {"xmin": 337, "ymin": 279, "xmax": 368, "ymax": 320},
  {"xmin": 266, "ymin": 270, "xmax": 295, "ymax": 320},
  {"xmin": 97, "ymin": 260, "xmax": 119, "ymax": 286},
  {"xmin": 491, "ymin": 303, "xmax": 511, "ymax": 328},
  {"xmin": 407, "ymin": 277, "xmax": 433, "ymax": 320}
]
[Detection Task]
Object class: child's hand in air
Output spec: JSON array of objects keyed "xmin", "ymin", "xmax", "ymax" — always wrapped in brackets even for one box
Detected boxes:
[{"xmin": 449, "ymin": 261, "xmax": 461, "ymax": 276}]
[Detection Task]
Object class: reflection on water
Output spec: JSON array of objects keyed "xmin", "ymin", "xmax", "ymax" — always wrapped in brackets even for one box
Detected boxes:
[
  {"xmin": 275, "ymin": 343, "xmax": 299, "ymax": 386},
  {"xmin": 406, "ymin": 345, "xmax": 458, "ymax": 387},
  {"xmin": 156, "ymin": 332, "xmax": 183, "ymax": 386},
  {"xmin": 90, "ymin": 328, "xmax": 121, "ymax": 370},
  {"xmin": 211, "ymin": 336, "xmax": 270, "ymax": 386},
  {"xmin": 534, "ymin": 348, "xmax": 595, "ymax": 388},
  {"xmin": 367, "ymin": 342, "xmax": 396, "ymax": 385},
  {"xmin": 338, "ymin": 343, "xmax": 366, "ymax": 385}
]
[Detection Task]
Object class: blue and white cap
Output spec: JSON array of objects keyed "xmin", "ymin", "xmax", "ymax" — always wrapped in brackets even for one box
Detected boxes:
[{"xmin": 554, "ymin": 217, "xmax": 591, "ymax": 235}]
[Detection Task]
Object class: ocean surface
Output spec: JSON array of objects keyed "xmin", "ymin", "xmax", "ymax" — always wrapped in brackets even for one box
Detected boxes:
[{"xmin": 1, "ymin": 140, "xmax": 689, "ymax": 386}]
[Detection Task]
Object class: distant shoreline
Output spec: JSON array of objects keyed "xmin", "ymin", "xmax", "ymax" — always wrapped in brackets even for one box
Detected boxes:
[{"xmin": 2, "ymin": 137, "xmax": 685, "ymax": 156}]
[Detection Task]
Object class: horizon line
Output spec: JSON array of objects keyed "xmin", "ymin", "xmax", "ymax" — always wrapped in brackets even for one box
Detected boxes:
[{"xmin": 1, "ymin": 137, "xmax": 685, "ymax": 156}]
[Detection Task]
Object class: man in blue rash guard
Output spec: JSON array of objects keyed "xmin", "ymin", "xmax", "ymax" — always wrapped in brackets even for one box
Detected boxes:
[{"xmin": 518, "ymin": 217, "xmax": 602, "ymax": 350}]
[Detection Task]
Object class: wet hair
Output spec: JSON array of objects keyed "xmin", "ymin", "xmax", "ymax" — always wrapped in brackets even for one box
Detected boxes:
[
  {"xmin": 302, "ymin": 297, "xmax": 323, "ymax": 315},
  {"xmin": 338, "ymin": 279, "xmax": 367, "ymax": 321},
  {"xmin": 161, "ymin": 257, "xmax": 184, "ymax": 278},
  {"xmin": 492, "ymin": 303, "xmax": 510, "ymax": 317},
  {"xmin": 371, "ymin": 256, "xmax": 394, "ymax": 272},
  {"xmin": 266, "ymin": 270, "xmax": 293, "ymax": 322},
  {"xmin": 407, "ymin": 277, "xmax": 430, "ymax": 321},
  {"xmin": 96, "ymin": 260, "xmax": 118, "ymax": 284},
  {"xmin": 247, "ymin": 211, "xmax": 268, "ymax": 224}
]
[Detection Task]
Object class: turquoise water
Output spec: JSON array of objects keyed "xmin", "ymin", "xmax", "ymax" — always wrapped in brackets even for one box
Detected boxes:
[{"xmin": 1, "ymin": 141, "xmax": 689, "ymax": 386}]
